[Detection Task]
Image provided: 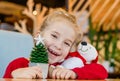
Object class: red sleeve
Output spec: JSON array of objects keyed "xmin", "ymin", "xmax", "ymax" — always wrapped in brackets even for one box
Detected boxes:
[
  {"xmin": 3, "ymin": 57, "xmax": 29, "ymax": 78},
  {"xmin": 72, "ymin": 63, "xmax": 108, "ymax": 80}
]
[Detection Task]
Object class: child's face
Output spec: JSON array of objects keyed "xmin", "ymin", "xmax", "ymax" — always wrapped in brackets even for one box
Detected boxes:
[{"xmin": 42, "ymin": 20, "xmax": 76, "ymax": 64}]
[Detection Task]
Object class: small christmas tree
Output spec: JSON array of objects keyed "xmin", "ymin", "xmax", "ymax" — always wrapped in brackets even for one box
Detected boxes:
[
  {"xmin": 30, "ymin": 40, "xmax": 48, "ymax": 64},
  {"xmin": 29, "ymin": 34, "xmax": 49, "ymax": 78}
]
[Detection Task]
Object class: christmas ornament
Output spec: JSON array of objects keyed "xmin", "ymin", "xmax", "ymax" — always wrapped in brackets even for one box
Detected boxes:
[{"xmin": 29, "ymin": 34, "xmax": 48, "ymax": 78}]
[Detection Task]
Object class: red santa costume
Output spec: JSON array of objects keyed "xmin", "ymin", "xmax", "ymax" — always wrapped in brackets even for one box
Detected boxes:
[{"xmin": 3, "ymin": 39, "xmax": 108, "ymax": 79}]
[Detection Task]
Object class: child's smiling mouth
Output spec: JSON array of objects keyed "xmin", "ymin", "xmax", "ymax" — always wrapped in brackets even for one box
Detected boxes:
[{"xmin": 48, "ymin": 48, "xmax": 60, "ymax": 56}]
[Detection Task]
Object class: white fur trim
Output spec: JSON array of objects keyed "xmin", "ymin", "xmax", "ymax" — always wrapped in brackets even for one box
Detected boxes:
[{"xmin": 61, "ymin": 57, "xmax": 84, "ymax": 69}]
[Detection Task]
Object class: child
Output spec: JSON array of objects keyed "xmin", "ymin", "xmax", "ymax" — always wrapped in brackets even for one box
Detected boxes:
[{"xmin": 3, "ymin": 9, "xmax": 108, "ymax": 80}]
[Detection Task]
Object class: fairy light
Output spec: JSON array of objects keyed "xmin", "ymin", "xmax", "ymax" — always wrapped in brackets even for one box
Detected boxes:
[{"xmin": 33, "ymin": 10, "xmax": 38, "ymax": 15}]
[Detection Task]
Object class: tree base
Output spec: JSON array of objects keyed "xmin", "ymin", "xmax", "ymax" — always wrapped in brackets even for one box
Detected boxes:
[{"xmin": 29, "ymin": 62, "xmax": 49, "ymax": 78}]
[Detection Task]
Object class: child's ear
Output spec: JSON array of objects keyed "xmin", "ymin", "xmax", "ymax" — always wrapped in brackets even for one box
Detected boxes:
[
  {"xmin": 70, "ymin": 43, "xmax": 77, "ymax": 52},
  {"xmin": 70, "ymin": 38, "xmax": 81, "ymax": 52}
]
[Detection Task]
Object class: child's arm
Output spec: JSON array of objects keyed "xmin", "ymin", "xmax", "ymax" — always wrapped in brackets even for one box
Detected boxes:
[
  {"xmin": 3, "ymin": 57, "xmax": 29, "ymax": 78},
  {"xmin": 49, "ymin": 65, "xmax": 77, "ymax": 79},
  {"xmin": 72, "ymin": 63, "xmax": 108, "ymax": 79},
  {"xmin": 3, "ymin": 57, "xmax": 43, "ymax": 79},
  {"xmin": 12, "ymin": 66, "xmax": 42, "ymax": 79},
  {"xmin": 50, "ymin": 63, "xmax": 108, "ymax": 80}
]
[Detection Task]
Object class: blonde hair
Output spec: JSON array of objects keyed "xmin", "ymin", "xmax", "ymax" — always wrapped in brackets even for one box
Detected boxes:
[
  {"xmin": 40, "ymin": 8, "xmax": 82, "ymax": 51},
  {"xmin": 40, "ymin": 8, "xmax": 77, "ymax": 30}
]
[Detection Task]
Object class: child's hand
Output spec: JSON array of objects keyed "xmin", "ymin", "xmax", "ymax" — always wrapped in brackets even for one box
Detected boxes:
[
  {"xmin": 48, "ymin": 65, "xmax": 55, "ymax": 78},
  {"xmin": 51, "ymin": 65, "xmax": 77, "ymax": 79},
  {"xmin": 12, "ymin": 66, "xmax": 43, "ymax": 79}
]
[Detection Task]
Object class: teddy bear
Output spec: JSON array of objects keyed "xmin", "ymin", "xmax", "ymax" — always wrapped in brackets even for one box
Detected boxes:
[{"xmin": 61, "ymin": 41, "xmax": 98, "ymax": 69}]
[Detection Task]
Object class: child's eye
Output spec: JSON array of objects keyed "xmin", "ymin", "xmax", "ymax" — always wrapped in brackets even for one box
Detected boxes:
[
  {"xmin": 51, "ymin": 34, "xmax": 57, "ymax": 39},
  {"xmin": 64, "ymin": 42, "xmax": 71, "ymax": 47}
]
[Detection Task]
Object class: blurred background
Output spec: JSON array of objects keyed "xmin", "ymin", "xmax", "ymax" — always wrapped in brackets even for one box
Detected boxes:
[{"xmin": 0, "ymin": 0, "xmax": 120, "ymax": 78}]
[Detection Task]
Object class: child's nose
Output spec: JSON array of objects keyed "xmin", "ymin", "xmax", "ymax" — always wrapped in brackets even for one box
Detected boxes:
[{"xmin": 55, "ymin": 41, "xmax": 62, "ymax": 50}]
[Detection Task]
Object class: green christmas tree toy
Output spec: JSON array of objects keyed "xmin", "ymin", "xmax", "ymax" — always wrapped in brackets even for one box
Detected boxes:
[
  {"xmin": 29, "ymin": 34, "xmax": 49, "ymax": 78},
  {"xmin": 30, "ymin": 42, "xmax": 48, "ymax": 63}
]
